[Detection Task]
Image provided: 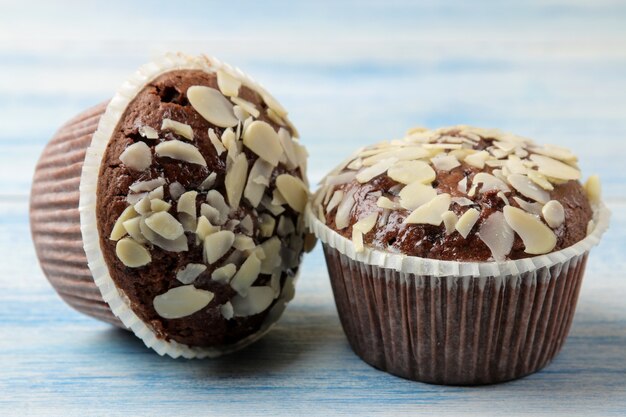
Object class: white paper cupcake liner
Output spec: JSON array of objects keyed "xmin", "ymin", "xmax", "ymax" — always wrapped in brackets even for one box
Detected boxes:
[{"xmin": 77, "ymin": 53, "xmax": 296, "ymax": 359}]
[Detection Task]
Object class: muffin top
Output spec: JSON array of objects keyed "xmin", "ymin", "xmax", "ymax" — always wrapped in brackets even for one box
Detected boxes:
[
  {"xmin": 97, "ymin": 67, "xmax": 311, "ymax": 347},
  {"xmin": 312, "ymin": 125, "xmax": 601, "ymax": 262}
]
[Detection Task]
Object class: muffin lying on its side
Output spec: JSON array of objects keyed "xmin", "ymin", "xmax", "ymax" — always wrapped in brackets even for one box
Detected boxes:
[{"xmin": 31, "ymin": 53, "xmax": 313, "ymax": 358}]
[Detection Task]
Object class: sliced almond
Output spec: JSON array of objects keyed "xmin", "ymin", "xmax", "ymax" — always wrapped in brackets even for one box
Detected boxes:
[
  {"xmin": 455, "ymin": 208, "xmax": 480, "ymax": 238},
  {"xmin": 258, "ymin": 213, "xmax": 276, "ymax": 237},
  {"xmin": 177, "ymin": 191, "xmax": 198, "ymax": 217},
  {"xmin": 169, "ymin": 182, "xmax": 185, "ymax": 201},
  {"xmin": 472, "ymin": 172, "xmax": 510, "ymax": 193},
  {"xmin": 119, "ymin": 142, "xmax": 152, "ymax": 171},
  {"xmin": 149, "ymin": 186, "xmax": 164, "ymax": 200},
  {"xmin": 478, "ymin": 211, "xmax": 514, "ymax": 261},
  {"xmin": 239, "ymin": 215, "xmax": 254, "ymax": 236},
  {"xmin": 451, "ymin": 196, "xmax": 474, "ymax": 206},
  {"xmin": 267, "ymin": 108, "xmax": 286, "ymax": 127},
  {"xmin": 276, "ymin": 216, "xmax": 296, "ymax": 237},
  {"xmin": 441, "ymin": 211, "xmax": 458, "ymax": 235},
  {"xmin": 150, "ymin": 199, "xmax": 171, "ymax": 212},
  {"xmin": 145, "ymin": 211, "xmax": 184, "ymax": 240},
  {"xmin": 276, "ymin": 174, "xmax": 308, "ymax": 213},
  {"xmin": 326, "ymin": 190, "xmax": 344, "ymax": 213},
  {"xmin": 134, "ymin": 196, "xmax": 151, "ymax": 215},
  {"xmin": 530, "ymin": 144, "xmax": 577, "ymax": 163},
  {"xmin": 376, "ymin": 196, "xmax": 399, "ymax": 210},
  {"xmin": 216, "ymin": 70, "xmax": 241, "ymax": 97},
  {"xmin": 187, "ymin": 85, "xmax": 238, "ymax": 128},
  {"xmin": 507, "ymin": 173, "xmax": 550, "ymax": 204},
  {"xmin": 212, "ymin": 263, "xmax": 237, "ymax": 284},
  {"xmin": 361, "ymin": 147, "xmax": 431, "ymax": 167},
  {"xmin": 122, "ymin": 216, "xmax": 146, "ymax": 244},
  {"xmin": 155, "ymin": 140, "xmax": 206, "ymax": 166},
  {"xmin": 353, "ymin": 212, "xmax": 378, "ymax": 234},
  {"xmin": 464, "ymin": 150, "xmax": 491, "ymax": 169},
  {"xmin": 116, "ymin": 237, "xmax": 151, "ymax": 267},
  {"xmin": 224, "ymin": 153, "xmax": 248, "ymax": 208},
  {"xmin": 161, "ymin": 118, "xmax": 194, "ymax": 141},
  {"xmin": 230, "ymin": 253, "xmax": 262, "ymax": 296},
  {"xmin": 139, "ymin": 125, "xmax": 158, "ymax": 139},
  {"xmin": 199, "ymin": 172, "xmax": 217, "ymax": 191},
  {"xmin": 243, "ymin": 121, "xmax": 283, "ymax": 166},
  {"xmin": 584, "ymin": 174, "xmax": 601, "ymax": 205},
  {"xmin": 208, "ymin": 128, "xmax": 226, "ymax": 155},
  {"xmin": 398, "ymin": 182, "xmax": 437, "ymax": 211},
  {"xmin": 195, "ymin": 215, "xmax": 219, "ymax": 242},
  {"xmin": 542, "ymin": 200, "xmax": 565, "ymax": 228},
  {"xmin": 231, "ymin": 286, "xmax": 274, "ymax": 317},
  {"xmin": 153, "ymin": 285, "xmax": 214, "ymax": 319},
  {"xmin": 529, "ymin": 154, "xmax": 580, "ymax": 181},
  {"xmin": 220, "ymin": 302, "xmax": 234, "ymax": 319},
  {"xmin": 527, "ymin": 170, "xmax": 554, "ymax": 191},
  {"xmin": 352, "ymin": 229, "xmax": 365, "ymax": 252},
  {"xmin": 244, "ymin": 158, "xmax": 273, "ymax": 207},
  {"xmin": 206, "ymin": 190, "xmax": 230, "ymax": 225},
  {"xmin": 204, "ymin": 230, "xmax": 235, "ymax": 264},
  {"xmin": 387, "ymin": 160, "xmax": 435, "ymax": 185},
  {"xmin": 404, "ymin": 193, "xmax": 451, "ymax": 225},
  {"xmin": 335, "ymin": 187, "xmax": 356, "ymax": 229},
  {"xmin": 139, "ymin": 218, "xmax": 188, "ymax": 252},
  {"xmin": 356, "ymin": 157, "xmax": 398, "ymax": 183},
  {"xmin": 457, "ymin": 176, "xmax": 468, "ymax": 194},
  {"xmin": 176, "ymin": 263, "xmax": 207, "ymax": 284},
  {"xmin": 231, "ymin": 96, "xmax": 260, "ymax": 118},
  {"xmin": 233, "ymin": 234, "xmax": 256, "ymax": 251},
  {"xmin": 278, "ymin": 128, "xmax": 298, "ymax": 169},
  {"xmin": 513, "ymin": 196, "xmax": 544, "ymax": 216},
  {"xmin": 110, "ymin": 205, "xmax": 138, "ymax": 241},
  {"xmin": 503, "ymin": 205, "xmax": 557, "ymax": 255},
  {"xmin": 430, "ymin": 154, "xmax": 460, "ymax": 172}
]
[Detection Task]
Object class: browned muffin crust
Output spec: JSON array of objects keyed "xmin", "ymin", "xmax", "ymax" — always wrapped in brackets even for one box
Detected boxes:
[
  {"xmin": 317, "ymin": 128, "xmax": 593, "ymax": 262},
  {"xmin": 96, "ymin": 70, "xmax": 302, "ymax": 347}
]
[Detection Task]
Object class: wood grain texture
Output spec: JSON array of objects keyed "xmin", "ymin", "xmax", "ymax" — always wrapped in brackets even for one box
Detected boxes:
[{"xmin": 1, "ymin": 1, "xmax": 625, "ymax": 416}]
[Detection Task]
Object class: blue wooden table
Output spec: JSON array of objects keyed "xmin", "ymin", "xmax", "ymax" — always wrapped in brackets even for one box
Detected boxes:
[{"xmin": 1, "ymin": 1, "xmax": 625, "ymax": 415}]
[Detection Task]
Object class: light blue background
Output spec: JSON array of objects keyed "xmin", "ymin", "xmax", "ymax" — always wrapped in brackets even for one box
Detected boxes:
[{"xmin": 0, "ymin": 1, "xmax": 624, "ymax": 416}]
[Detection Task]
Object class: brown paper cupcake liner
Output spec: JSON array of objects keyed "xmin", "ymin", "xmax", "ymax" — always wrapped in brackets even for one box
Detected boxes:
[{"xmin": 306, "ymin": 200, "xmax": 609, "ymax": 385}]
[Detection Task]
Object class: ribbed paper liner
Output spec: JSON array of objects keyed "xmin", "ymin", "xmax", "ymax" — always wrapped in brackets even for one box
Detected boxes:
[
  {"xmin": 30, "ymin": 53, "xmax": 295, "ymax": 359},
  {"xmin": 306, "ymin": 202, "xmax": 609, "ymax": 384}
]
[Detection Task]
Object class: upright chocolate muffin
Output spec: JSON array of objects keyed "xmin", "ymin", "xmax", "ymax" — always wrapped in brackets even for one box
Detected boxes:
[
  {"xmin": 307, "ymin": 125, "xmax": 609, "ymax": 384},
  {"xmin": 31, "ymin": 53, "xmax": 313, "ymax": 358}
]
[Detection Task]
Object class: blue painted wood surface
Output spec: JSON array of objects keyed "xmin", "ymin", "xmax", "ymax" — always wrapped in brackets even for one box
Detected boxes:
[{"xmin": 1, "ymin": 1, "xmax": 625, "ymax": 415}]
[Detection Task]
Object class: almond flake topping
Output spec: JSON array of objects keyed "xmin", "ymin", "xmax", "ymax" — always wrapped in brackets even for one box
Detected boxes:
[
  {"xmin": 455, "ymin": 208, "xmax": 480, "ymax": 238},
  {"xmin": 584, "ymin": 175, "xmax": 601, "ymax": 205},
  {"xmin": 212, "ymin": 264, "xmax": 237, "ymax": 284},
  {"xmin": 430, "ymin": 154, "xmax": 460, "ymax": 172},
  {"xmin": 276, "ymin": 174, "xmax": 308, "ymax": 213},
  {"xmin": 387, "ymin": 160, "xmax": 435, "ymax": 185},
  {"xmin": 230, "ymin": 252, "xmax": 262, "ymax": 296},
  {"xmin": 155, "ymin": 140, "xmax": 207, "ymax": 166},
  {"xmin": 153, "ymin": 285, "xmax": 214, "ymax": 319},
  {"xmin": 216, "ymin": 70, "xmax": 241, "ymax": 97},
  {"xmin": 161, "ymin": 118, "xmax": 194, "ymax": 141},
  {"xmin": 231, "ymin": 286, "xmax": 274, "ymax": 317},
  {"xmin": 353, "ymin": 212, "xmax": 378, "ymax": 234},
  {"xmin": 176, "ymin": 263, "xmax": 207, "ymax": 284},
  {"xmin": 441, "ymin": 211, "xmax": 458, "ymax": 235},
  {"xmin": 507, "ymin": 173, "xmax": 550, "ymax": 204},
  {"xmin": 478, "ymin": 211, "xmax": 514, "ymax": 261},
  {"xmin": 503, "ymin": 205, "xmax": 556, "ymax": 255},
  {"xmin": 116, "ymin": 237, "xmax": 151, "ymax": 267},
  {"xmin": 356, "ymin": 157, "xmax": 398, "ymax": 183},
  {"xmin": 225, "ymin": 153, "xmax": 248, "ymax": 208},
  {"xmin": 542, "ymin": 200, "xmax": 565, "ymax": 228},
  {"xmin": 243, "ymin": 121, "xmax": 283, "ymax": 166},
  {"xmin": 187, "ymin": 85, "xmax": 238, "ymax": 128},
  {"xmin": 139, "ymin": 125, "xmax": 159, "ymax": 139},
  {"xmin": 145, "ymin": 211, "xmax": 184, "ymax": 240},
  {"xmin": 398, "ymin": 182, "xmax": 437, "ymax": 211},
  {"xmin": 208, "ymin": 128, "xmax": 226, "ymax": 155},
  {"xmin": 119, "ymin": 142, "xmax": 152, "ymax": 172},
  {"xmin": 404, "ymin": 193, "xmax": 451, "ymax": 225},
  {"xmin": 529, "ymin": 154, "xmax": 580, "ymax": 181},
  {"xmin": 204, "ymin": 230, "xmax": 235, "ymax": 264},
  {"xmin": 110, "ymin": 205, "xmax": 138, "ymax": 241},
  {"xmin": 231, "ymin": 96, "xmax": 260, "ymax": 118}
]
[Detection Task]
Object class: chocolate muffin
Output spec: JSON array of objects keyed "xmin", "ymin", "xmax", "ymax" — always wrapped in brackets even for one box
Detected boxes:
[
  {"xmin": 31, "ymin": 53, "xmax": 314, "ymax": 358},
  {"xmin": 307, "ymin": 125, "xmax": 609, "ymax": 384}
]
